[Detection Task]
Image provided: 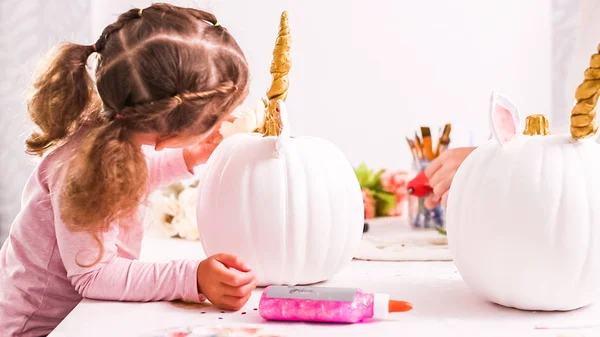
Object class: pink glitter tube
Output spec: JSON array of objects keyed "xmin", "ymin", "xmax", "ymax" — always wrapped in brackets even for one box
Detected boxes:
[{"xmin": 258, "ymin": 285, "xmax": 412, "ymax": 323}]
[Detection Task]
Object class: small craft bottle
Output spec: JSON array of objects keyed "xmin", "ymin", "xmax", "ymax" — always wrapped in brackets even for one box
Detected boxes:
[{"xmin": 258, "ymin": 285, "xmax": 412, "ymax": 323}]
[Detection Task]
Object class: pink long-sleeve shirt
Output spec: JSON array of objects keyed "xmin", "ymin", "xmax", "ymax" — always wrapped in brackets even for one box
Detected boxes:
[{"xmin": 0, "ymin": 133, "xmax": 204, "ymax": 337}]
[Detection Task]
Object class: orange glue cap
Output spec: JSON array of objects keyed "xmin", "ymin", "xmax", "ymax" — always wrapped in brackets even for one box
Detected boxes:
[
  {"xmin": 373, "ymin": 293, "xmax": 413, "ymax": 318},
  {"xmin": 389, "ymin": 300, "xmax": 413, "ymax": 313}
]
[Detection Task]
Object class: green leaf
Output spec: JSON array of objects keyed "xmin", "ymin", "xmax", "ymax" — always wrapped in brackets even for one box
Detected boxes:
[
  {"xmin": 436, "ymin": 228, "xmax": 447, "ymax": 235},
  {"xmin": 373, "ymin": 190, "xmax": 396, "ymax": 217},
  {"xmin": 354, "ymin": 163, "xmax": 371, "ymax": 187},
  {"xmin": 369, "ymin": 169, "xmax": 385, "ymax": 191},
  {"xmin": 354, "ymin": 163, "xmax": 382, "ymax": 190}
]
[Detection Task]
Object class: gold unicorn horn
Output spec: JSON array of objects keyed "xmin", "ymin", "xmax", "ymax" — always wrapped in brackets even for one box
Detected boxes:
[
  {"xmin": 570, "ymin": 43, "xmax": 600, "ymax": 139},
  {"xmin": 259, "ymin": 11, "xmax": 291, "ymax": 137}
]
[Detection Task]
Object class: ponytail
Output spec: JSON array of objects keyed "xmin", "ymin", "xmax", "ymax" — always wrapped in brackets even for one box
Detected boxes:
[
  {"xmin": 60, "ymin": 121, "xmax": 148, "ymax": 236},
  {"xmin": 26, "ymin": 43, "xmax": 100, "ymax": 156}
]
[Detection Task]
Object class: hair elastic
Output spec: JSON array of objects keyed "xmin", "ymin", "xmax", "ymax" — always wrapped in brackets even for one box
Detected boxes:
[
  {"xmin": 174, "ymin": 95, "xmax": 183, "ymax": 105},
  {"xmin": 214, "ymin": 22, "xmax": 220, "ymax": 27},
  {"xmin": 138, "ymin": 8, "xmax": 144, "ymax": 16}
]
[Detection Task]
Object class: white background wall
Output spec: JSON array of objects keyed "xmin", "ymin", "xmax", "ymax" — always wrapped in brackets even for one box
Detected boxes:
[
  {"xmin": 563, "ymin": 0, "xmax": 600, "ymax": 130},
  {"xmin": 1, "ymin": 0, "xmax": 591, "ymax": 240},
  {"xmin": 93, "ymin": 0, "xmax": 552, "ymax": 170}
]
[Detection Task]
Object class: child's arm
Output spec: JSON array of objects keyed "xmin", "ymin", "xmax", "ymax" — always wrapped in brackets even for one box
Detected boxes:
[
  {"xmin": 50, "ymin": 170, "xmax": 256, "ymax": 306},
  {"xmin": 53, "ymin": 208, "xmax": 256, "ymax": 308},
  {"xmin": 145, "ymin": 148, "xmax": 195, "ymax": 191},
  {"xmin": 53, "ymin": 211, "xmax": 204, "ymax": 303}
]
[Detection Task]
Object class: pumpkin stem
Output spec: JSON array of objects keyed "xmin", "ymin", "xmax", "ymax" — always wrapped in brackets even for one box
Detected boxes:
[
  {"xmin": 523, "ymin": 114, "xmax": 550, "ymax": 136},
  {"xmin": 259, "ymin": 11, "xmax": 291, "ymax": 137},
  {"xmin": 569, "ymin": 43, "xmax": 600, "ymax": 140}
]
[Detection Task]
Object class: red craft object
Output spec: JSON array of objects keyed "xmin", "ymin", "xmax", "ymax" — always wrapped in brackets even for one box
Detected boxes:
[{"xmin": 407, "ymin": 171, "xmax": 433, "ymax": 198}]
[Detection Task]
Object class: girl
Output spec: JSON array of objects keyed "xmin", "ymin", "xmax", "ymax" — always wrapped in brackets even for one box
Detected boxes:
[{"xmin": 0, "ymin": 4, "xmax": 256, "ymax": 336}]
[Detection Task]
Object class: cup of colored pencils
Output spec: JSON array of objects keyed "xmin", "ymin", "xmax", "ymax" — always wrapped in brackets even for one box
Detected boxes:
[{"xmin": 406, "ymin": 124, "xmax": 451, "ymax": 230}]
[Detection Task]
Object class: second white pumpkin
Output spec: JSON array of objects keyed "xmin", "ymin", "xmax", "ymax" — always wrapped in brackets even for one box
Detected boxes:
[{"xmin": 446, "ymin": 92, "xmax": 600, "ymax": 311}]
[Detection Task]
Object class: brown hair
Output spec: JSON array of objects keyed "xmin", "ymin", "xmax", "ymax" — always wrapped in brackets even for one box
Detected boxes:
[{"xmin": 26, "ymin": 4, "xmax": 248, "ymax": 253}]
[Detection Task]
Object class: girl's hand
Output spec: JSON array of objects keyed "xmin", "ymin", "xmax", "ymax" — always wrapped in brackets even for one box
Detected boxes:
[
  {"xmin": 197, "ymin": 253, "xmax": 257, "ymax": 311},
  {"xmin": 182, "ymin": 117, "xmax": 234, "ymax": 170},
  {"xmin": 423, "ymin": 147, "xmax": 477, "ymax": 209}
]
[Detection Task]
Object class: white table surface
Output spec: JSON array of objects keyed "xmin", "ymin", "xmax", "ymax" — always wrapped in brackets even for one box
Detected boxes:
[{"xmin": 49, "ymin": 229, "xmax": 600, "ymax": 337}]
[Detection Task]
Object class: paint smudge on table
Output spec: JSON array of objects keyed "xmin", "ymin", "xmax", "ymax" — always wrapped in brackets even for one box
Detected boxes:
[
  {"xmin": 142, "ymin": 325, "xmax": 286, "ymax": 337},
  {"xmin": 170, "ymin": 300, "xmax": 210, "ymax": 310}
]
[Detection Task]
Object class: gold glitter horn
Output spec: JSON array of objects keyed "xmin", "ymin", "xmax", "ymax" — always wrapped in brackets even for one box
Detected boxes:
[
  {"xmin": 258, "ymin": 11, "xmax": 291, "ymax": 137},
  {"xmin": 570, "ymin": 43, "xmax": 600, "ymax": 140}
]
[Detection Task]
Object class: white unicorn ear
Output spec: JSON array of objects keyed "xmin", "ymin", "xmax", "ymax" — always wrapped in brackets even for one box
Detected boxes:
[{"xmin": 489, "ymin": 91, "xmax": 521, "ymax": 146}]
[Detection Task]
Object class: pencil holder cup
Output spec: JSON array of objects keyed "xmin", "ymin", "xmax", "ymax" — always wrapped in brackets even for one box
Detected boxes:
[{"xmin": 408, "ymin": 162, "xmax": 445, "ymax": 230}]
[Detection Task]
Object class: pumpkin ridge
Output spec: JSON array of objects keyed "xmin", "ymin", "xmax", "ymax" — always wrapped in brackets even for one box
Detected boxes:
[
  {"xmin": 553, "ymin": 148, "xmax": 585, "ymax": 297},
  {"xmin": 507, "ymin": 141, "xmax": 539, "ymax": 303},
  {"xmin": 280, "ymin": 147, "xmax": 290, "ymax": 284},
  {"xmin": 312, "ymin": 148, "xmax": 333, "ymax": 277},
  {"xmin": 271, "ymin": 141, "xmax": 288, "ymax": 285},
  {"xmin": 215, "ymin": 141, "xmax": 246, "ymax": 254},
  {"xmin": 197, "ymin": 142, "xmax": 239, "ymax": 260},
  {"xmin": 535, "ymin": 144, "xmax": 559, "ymax": 304},
  {"xmin": 452, "ymin": 148, "xmax": 474, "ymax": 280},
  {"xmin": 560, "ymin": 146, "xmax": 583, "ymax": 303},
  {"xmin": 243, "ymin": 157, "xmax": 262, "ymax": 282},
  {"xmin": 546, "ymin": 145, "xmax": 562, "ymax": 253},
  {"xmin": 496, "ymin": 146, "xmax": 518, "ymax": 301},
  {"xmin": 342, "ymin": 149, "xmax": 362, "ymax": 273},
  {"xmin": 543, "ymin": 144, "xmax": 563, "ymax": 304},
  {"xmin": 329, "ymin": 145, "xmax": 353, "ymax": 276},
  {"xmin": 551, "ymin": 144, "xmax": 568, "ymax": 262},
  {"xmin": 298, "ymin": 148, "xmax": 312, "ymax": 283},
  {"xmin": 457, "ymin": 146, "xmax": 491, "ymax": 270},
  {"xmin": 574, "ymin": 145, "xmax": 593, "ymax": 299}
]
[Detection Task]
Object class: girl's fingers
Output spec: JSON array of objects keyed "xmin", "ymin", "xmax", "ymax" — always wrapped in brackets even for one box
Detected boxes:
[
  {"xmin": 424, "ymin": 194, "xmax": 440, "ymax": 209},
  {"xmin": 427, "ymin": 166, "xmax": 452, "ymax": 189},
  {"xmin": 221, "ymin": 278, "xmax": 257, "ymax": 297},
  {"xmin": 222, "ymin": 292, "xmax": 253, "ymax": 311},
  {"xmin": 216, "ymin": 268, "xmax": 256, "ymax": 288},
  {"xmin": 424, "ymin": 155, "xmax": 444, "ymax": 179},
  {"xmin": 441, "ymin": 191, "xmax": 449, "ymax": 208},
  {"xmin": 432, "ymin": 176, "xmax": 453, "ymax": 199},
  {"xmin": 213, "ymin": 253, "xmax": 252, "ymax": 272}
]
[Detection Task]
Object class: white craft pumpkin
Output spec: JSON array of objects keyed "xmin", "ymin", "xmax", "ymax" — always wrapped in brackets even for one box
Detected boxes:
[
  {"xmin": 196, "ymin": 100, "xmax": 364, "ymax": 286},
  {"xmin": 446, "ymin": 91, "xmax": 600, "ymax": 311}
]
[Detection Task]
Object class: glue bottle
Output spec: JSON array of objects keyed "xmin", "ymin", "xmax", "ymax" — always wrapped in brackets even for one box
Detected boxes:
[
  {"xmin": 407, "ymin": 170, "xmax": 433, "ymax": 198},
  {"xmin": 258, "ymin": 285, "xmax": 412, "ymax": 323}
]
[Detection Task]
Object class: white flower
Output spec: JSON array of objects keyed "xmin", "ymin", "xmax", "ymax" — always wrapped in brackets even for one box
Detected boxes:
[
  {"xmin": 177, "ymin": 187, "xmax": 198, "ymax": 227},
  {"xmin": 148, "ymin": 182, "xmax": 201, "ymax": 241},
  {"xmin": 148, "ymin": 192, "xmax": 181, "ymax": 238},
  {"xmin": 171, "ymin": 214, "xmax": 200, "ymax": 241},
  {"xmin": 220, "ymin": 99, "xmax": 266, "ymax": 138}
]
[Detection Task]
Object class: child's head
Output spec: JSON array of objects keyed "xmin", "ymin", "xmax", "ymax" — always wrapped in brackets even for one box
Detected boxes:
[{"xmin": 26, "ymin": 4, "xmax": 249, "ymax": 236}]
